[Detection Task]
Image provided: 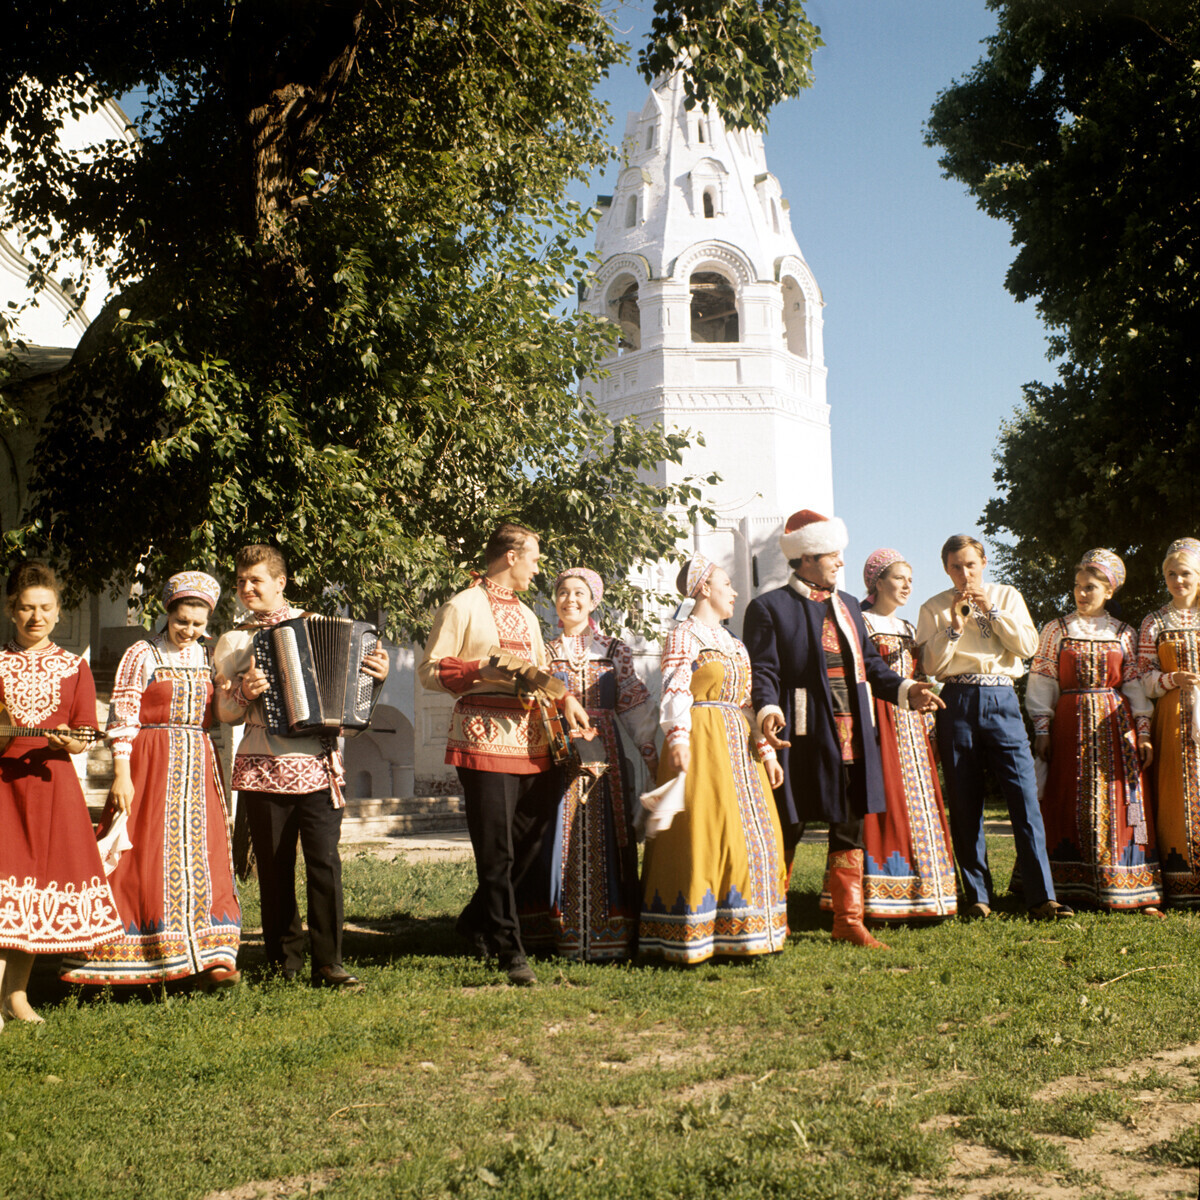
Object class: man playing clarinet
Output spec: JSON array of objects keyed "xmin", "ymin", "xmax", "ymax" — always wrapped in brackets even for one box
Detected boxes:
[
  {"xmin": 915, "ymin": 534, "xmax": 1072, "ymax": 921},
  {"xmin": 214, "ymin": 544, "xmax": 389, "ymax": 988},
  {"xmin": 419, "ymin": 522, "xmax": 590, "ymax": 986}
]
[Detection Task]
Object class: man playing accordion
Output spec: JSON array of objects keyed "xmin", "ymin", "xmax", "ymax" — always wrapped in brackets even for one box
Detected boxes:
[{"xmin": 214, "ymin": 544, "xmax": 389, "ymax": 989}]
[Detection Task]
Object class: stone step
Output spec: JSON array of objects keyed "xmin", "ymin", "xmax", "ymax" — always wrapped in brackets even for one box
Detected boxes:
[
  {"xmin": 341, "ymin": 810, "xmax": 469, "ymax": 842},
  {"xmin": 343, "ymin": 795, "xmax": 465, "ymax": 820}
]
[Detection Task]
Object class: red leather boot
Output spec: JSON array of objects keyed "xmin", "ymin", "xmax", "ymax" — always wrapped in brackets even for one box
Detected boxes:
[{"xmin": 828, "ymin": 849, "xmax": 890, "ymax": 950}]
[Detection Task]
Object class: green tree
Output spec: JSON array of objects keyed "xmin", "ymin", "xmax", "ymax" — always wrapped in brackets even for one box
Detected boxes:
[
  {"xmin": 926, "ymin": 0, "xmax": 1200, "ymax": 624},
  {"xmin": 0, "ymin": 0, "xmax": 820, "ymax": 634}
]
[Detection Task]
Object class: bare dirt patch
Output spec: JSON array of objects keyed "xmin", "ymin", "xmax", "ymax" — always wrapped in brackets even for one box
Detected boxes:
[
  {"xmin": 201, "ymin": 1169, "xmax": 340, "ymax": 1200},
  {"xmin": 912, "ymin": 1045, "xmax": 1200, "ymax": 1199},
  {"xmin": 1034, "ymin": 1042, "xmax": 1200, "ymax": 1100}
]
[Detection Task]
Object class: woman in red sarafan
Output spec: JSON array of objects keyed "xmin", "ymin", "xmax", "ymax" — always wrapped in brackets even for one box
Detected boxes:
[
  {"xmin": 1027, "ymin": 548, "xmax": 1162, "ymax": 912},
  {"xmin": 0, "ymin": 563, "xmax": 121, "ymax": 1028},
  {"xmin": 820, "ymin": 550, "xmax": 957, "ymax": 923},
  {"xmin": 62, "ymin": 571, "xmax": 240, "ymax": 988}
]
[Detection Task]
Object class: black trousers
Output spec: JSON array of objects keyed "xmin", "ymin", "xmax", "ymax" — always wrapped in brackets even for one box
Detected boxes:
[
  {"xmin": 242, "ymin": 789, "xmax": 344, "ymax": 973},
  {"xmin": 783, "ymin": 762, "xmax": 867, "ymax": 860},
  {"xmin": 456, "ymin": 766, "xmax": 558, "ymax": 960}
]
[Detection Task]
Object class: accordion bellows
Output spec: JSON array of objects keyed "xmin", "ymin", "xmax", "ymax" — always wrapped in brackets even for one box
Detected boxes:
[{"xmin": 253, "ymin": 615, "xmax": 382, "ymax": 738}]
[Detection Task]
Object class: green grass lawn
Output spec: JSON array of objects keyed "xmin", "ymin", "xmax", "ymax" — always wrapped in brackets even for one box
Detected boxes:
[{"xmin": 1, "ymin": 841, "xmax": 1197, "ymax": 1200}]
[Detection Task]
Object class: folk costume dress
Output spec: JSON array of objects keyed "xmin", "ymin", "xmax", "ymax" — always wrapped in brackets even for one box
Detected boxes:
[
  {"xmin": 0, "ymin": 642, "xmax": 122, "ymax": 955},
  {"xmin": 520, "ymin": 626, "xmax": 658, "ymax": 961},
  {"xmin": 1025, "ymin": 614, "xmax": 1162, "ymax": 910},
  {"xmin": 61, "ymin": 637, "xmax": 240, "ymax": 983},
  {"xmin": 843, "ymin": 612, "xmax": 956, "ymax": 920},
  {"xmin": 1139, "ymin": 604, "xmax": 1200, "ymax": 906},
  {"xmin": 639, "ymin": 617, "xmax": 787, "ymax": 963}
]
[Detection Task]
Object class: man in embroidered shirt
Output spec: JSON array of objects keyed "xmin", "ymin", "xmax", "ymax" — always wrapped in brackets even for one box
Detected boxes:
[
  {"xmin": 419, "ymin": 523, "xmax": 590, "ymax": 986},
  {"xmin": 214, "ymin": 544, "xmax": 389, "ymax": 988},
  {"xmin": 744, "ymin": 510, "xmax": 942, "ymax": 949},
  {"xmin": 915, "ymin": 534, "xmax": 1072, "ymax": 921}
]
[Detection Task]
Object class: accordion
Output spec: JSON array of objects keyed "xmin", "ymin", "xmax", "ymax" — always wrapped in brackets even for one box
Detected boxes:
[{"xmin": 252, "ymin": 615, "xmax": 383, "ymax": 738}]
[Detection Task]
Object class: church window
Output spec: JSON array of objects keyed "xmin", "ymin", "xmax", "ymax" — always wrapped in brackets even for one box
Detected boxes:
[
  {"xmin": 626, "ymin": 195, "xmax": 638, "ymax": 227},
  {"xmin": 702, "ymin": 190, "xmax": 715, "ymax": 219},
  {"xmin": 609, "ymin": 277, "xmax": 641, "ymax": 354},
  {"xmin": 781, "ymin": 277, "xmax": 808, "ymax": 357},
  {"xmin": 645, "ymin": 125, "xmax": 656, "ymax": 151},
  {"xmin": 698, "ymin": 120, "xmax": 706, "ymax": 144},
  {"xmin": 690, "ymin": 272, "xmax": 738, "ymax": 343}
]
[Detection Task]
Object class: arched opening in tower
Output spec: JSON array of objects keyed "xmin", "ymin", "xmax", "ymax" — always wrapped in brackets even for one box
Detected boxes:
[
  {"xmin": 690, "ymin": 272, "xmax": 738, "ymax": 343},
  {"xmin": 703, "ymin": 190, "xmax": 715, "ymax": 219},
  {"xmin": 781, "ymin": 277, "xmax": 808, "ymax": 357},
  {"xmin": 608, "ymin": 277, "xmax": 641, "ymax": 354}
]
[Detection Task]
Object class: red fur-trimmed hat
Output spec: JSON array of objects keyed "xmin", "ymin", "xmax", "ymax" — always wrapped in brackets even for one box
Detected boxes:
[{"xmin": 779, "ymin": 509, "xmax": 849, "ymax": 560}]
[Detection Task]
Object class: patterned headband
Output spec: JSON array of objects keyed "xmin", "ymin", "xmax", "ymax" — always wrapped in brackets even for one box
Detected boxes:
[
  {"xmin": 554, "ymin": 567, "xmax": 604, "ymax": 605},
  {"xmin": 162, "ymin": 570, "xmax": 221, "ymax": 611},
  {"xmin": 1165, "ymin": 537, "xmax": 1200, "ymax": 567},
  {"xmin": 862, "ymin": 548, "xmax": 907, "ymax": 602},
  {"xmin": 683, "ymin": 554, "xmax": 718, "ymax": 598},
  {"xmin": 1077, "ymin": 548, "xmax": 1125, "ymax": 592}
]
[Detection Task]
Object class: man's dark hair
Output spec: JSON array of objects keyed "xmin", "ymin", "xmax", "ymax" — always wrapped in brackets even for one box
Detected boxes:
[
  {"xmin": 940, "ymin": 534, "xmax": 986, "ymax": 567},
  {"xmin": 485, "ymin": 523, "xmax": 538, "ymax": 565}
]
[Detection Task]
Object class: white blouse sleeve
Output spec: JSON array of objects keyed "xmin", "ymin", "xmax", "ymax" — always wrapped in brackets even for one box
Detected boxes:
[
  {"xmin": 1025, "ymin": 620, "xmax": 1062, "ymax": 734},
  {"xmin": 611, "ymin": 639, "xmax": 659, "ymax": 761},
  {"xmin": 1119, "ymin": 623, "xmax": 1152, "ymax": 734},
  {"xmin": 1138, "ymin": 611, "xmax": 1172, "ymax": 698},
  {"xmin": 659, "ymin": 624, "xmax": 696, "ymax": 748},
  {"xmin": 106, "ymin": 640, "xmax": 156, "ymax": 760}
]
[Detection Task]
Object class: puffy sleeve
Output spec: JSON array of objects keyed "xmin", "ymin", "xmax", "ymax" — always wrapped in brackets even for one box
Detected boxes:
[
  {"xmin": 1120, "ymin": 622, "xmax": 1152, "ymax": 736},
  {"xmin": 106, "ymin": 640, "xmax": 155, "ymax": 759},
  {"xmin": 916, "ymin": 597, "xmax": 956, "ymax": 680},
  {"xmin": 213, "ymin": 628, "xmax": 254, "ymax": 722},
  {"xmin": 1025, "ymin": 620, "xmax": 1062, "ymax": 735},
  {"xmin": 989, "ymin": 586, "xmax": 1039, "ymax": 659},
  {"xmin": 419, "ymin": 599, "xmax": 474, "ymax": 695},
  {"xmin": 659, "ymin": 624, "xmax": 696, "ymax": 748},
  {"xmin": 611, "ymin": 639, "xmax": 658, "ymax": 768},
  {"xmin": 1138, "ymin": 611, "xmax": 1172, "ymax": 698}
]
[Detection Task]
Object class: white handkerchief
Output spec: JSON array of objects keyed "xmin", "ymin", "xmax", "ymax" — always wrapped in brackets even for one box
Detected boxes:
[
  {"xmin": 97, "ymin": 811, "xmax": 133, "ymax": 876},
  {"xmin": 635, "ymin": 773, "xmax": 686, "ymax": 841}
]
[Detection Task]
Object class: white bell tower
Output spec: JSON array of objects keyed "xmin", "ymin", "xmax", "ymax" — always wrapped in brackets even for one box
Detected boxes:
[{"xmin": 581, "ymin": 74, "xmax": 832, "ymax": 630}]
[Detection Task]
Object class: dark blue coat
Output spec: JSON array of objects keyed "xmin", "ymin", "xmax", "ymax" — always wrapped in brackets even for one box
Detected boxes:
[{"xmin": 743, "ymin": 581, "xmax": 907, "ymax": 826}]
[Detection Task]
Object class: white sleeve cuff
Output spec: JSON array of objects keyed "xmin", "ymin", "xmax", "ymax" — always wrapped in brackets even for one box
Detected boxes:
[{"xmin": 896, "ymin": 679, "xmax": 914, "ymax": 711}]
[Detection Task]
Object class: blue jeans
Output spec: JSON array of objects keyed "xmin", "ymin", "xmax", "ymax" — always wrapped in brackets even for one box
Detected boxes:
[{"xmin": 936, "ymin": 683, "xmax": 1055, "ymax": 908}]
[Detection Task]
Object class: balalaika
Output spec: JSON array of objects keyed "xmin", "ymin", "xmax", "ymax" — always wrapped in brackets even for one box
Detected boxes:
[{"xmin": 253, "ymin": 615, "xmax": 383, "ymax": 738}]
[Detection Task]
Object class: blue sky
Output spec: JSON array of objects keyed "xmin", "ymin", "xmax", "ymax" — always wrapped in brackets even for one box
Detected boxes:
[{"xmin": 580, "ymin": 0, "xmax": 1054, "ymax": 610}]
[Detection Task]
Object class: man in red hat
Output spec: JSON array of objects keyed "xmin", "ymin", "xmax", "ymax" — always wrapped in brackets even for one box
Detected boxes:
[{"xmin": 743, "ymin": 510, "xmax": 943, "ymax": 948}]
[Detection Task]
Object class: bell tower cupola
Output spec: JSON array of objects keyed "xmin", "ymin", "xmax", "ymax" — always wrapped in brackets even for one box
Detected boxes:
[{"xmin": 581, "ymin": 73, "xmax": 833, "ymax": 626}]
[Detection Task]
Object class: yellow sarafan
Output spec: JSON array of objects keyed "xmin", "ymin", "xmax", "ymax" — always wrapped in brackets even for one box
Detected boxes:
[{"xmin": 640, "ymin": 652, "xmax": 787, "ymax": 964}]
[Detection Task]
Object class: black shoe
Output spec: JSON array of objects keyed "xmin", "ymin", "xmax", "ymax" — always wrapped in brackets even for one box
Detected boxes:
[
  {"xmin": 501, "ymin": 956, "xmax": 537, "ymax": 987},
  {"xmin": 311, "ymin": 964, "xmax": 364, "ymax": 991}
]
